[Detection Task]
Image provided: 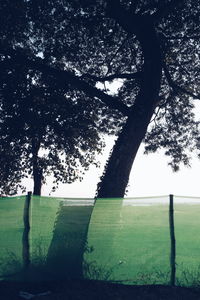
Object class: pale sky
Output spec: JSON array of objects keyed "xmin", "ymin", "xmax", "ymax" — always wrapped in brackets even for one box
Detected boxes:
[
  {"xmin": 23, "ymin": 96, "xmax": 200, "ymax": 199},
  {"xmin": 24, "ymin": 137, "xmax": 200, "ymax": 199}
]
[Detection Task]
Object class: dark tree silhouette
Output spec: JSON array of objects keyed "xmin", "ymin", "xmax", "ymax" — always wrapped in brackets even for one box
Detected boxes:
[
  {"xmin": 0, "ymin": 82, "xmax": 106, "ymax": 195},
  {"xmin": 0, "ymin": 0, "xmax": 199, "ymax": 197}
]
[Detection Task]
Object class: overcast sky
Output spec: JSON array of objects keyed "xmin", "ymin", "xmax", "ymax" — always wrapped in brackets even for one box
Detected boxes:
[
  {"xmin": 24, "ymin": 137, "xmax": 200, "ymax": 199},
  {"xmin": 23, "ymin": 97, "xmax": 200, "ymax": 199}
]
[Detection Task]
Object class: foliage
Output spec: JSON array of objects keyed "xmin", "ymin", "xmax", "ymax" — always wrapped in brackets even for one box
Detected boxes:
[
  {"xmin": 0, "ymin": 0, "xmax": 200, "ymax": 196},
  {"xmin": 0, "ymin": 70, "xmax": 106, "ymax": 194},
  {"xmin": 0, "ymin": 1, "xmax": 121, "ymax": 195},
  {"xmin": 144, "ymin": 94, "xmax": 200, "ymax": 171}
]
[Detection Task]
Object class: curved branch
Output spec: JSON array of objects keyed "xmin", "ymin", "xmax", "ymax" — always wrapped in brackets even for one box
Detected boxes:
[
  {"xmin": 82, "ymin": 72, "xmax": 141, "ymax": 82},
  {"xmin": 0, "ymin": 45, "xmax": 130, "ymax": 116}
]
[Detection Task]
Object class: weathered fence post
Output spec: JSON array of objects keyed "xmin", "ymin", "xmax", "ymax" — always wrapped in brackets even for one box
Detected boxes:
[
  {"xmin": 169, "ymin": 194, "xmax": 176, "ymax": 286},
  {"xmin": 22, "ymin": 191, "xmax": 32, "ymax": 270}
]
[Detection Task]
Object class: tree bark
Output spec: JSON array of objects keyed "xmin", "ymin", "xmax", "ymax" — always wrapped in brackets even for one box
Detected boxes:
[
  {"xmin": 33, "ymin": 168, "xmax": 42, "ymax": 196},
  {"xmin": 97, "ymin": 4, "xmax": 162, "ymax": 198},
  {"xmin": 32, "ymin": 139, "xmax": 43, "ymax": 196}
]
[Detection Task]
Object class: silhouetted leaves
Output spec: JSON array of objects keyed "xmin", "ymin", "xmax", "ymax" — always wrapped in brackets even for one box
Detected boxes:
[{"xmin": 0, "ymin": 0, "xmax": 200, "ymax": 195}]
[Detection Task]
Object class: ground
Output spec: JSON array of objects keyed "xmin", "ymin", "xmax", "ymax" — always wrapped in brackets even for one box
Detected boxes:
[{"xmin": 0, "ymin": 280, "xmax": 200, "ymax": 300}]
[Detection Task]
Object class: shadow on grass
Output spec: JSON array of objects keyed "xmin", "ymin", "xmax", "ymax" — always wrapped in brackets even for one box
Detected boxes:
[{"xmin": 2, "ymin": 248, "xmax": 200, "ymax": 290}]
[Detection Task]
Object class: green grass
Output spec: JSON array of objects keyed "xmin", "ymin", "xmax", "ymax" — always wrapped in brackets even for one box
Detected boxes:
[
  {"xmin": 174, "ymin": 204, "xmax": 200, "ymax": 285},
  {"xmin": 0, "ymin": 197, "xmax": 25, "ymax": 278},
  {"xmin": 84, "ymin": 201, "xmax": 171, "ymax": 284},
  {"xmin": 1, "ymin": 197, "xmax": 200, "ymax": 286},
  {"xmin": 84, "ymin": 201, "xmax": 200, "ymax": 285}
]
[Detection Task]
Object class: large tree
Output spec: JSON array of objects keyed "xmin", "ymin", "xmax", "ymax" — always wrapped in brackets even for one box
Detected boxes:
[{"xmin": 0, "ymin": 0, "xmax": 199, "ymax": 197}]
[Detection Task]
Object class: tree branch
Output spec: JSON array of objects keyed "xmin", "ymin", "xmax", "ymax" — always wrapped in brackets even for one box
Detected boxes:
[
  {"xmin": 165, "ymin": 35, "xmax": 200, "ymax": 41},
  {"xmin": 152, "ymin": 0, "xmax": 184, "ymax": 21},
  {"xmin": 0, "ymin": 45, "xmax": 130, "ymax": 116},
  {"xmin": 82, "ymin": 72, "xmax": 141, "ymax": 82},
  {"xmin": 130, "ymin": 0, "xmax": 140, "ymax": 14},
  {"xmin": 164, "ymin": 64, "xmax": 200, "ymax": 100},
  {"xmin": 105, "ymin": 34, "xmax": 130, "ymax": 74}
]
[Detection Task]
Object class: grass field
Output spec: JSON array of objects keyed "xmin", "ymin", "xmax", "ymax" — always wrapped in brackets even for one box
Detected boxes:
[
  {"xmin": 174, "ymin": 203, "xmax": 200, "ymax": 285},
  {"xmin": 1, "ymin": 196, "xmax": 200, "ymax": 286},
  {"xmin": 0, "ymin": 196, "xmax": 26, "ymax": 278},
  {"xmin": 85, "ymin": 200, "xmax": 200, "ymax": 286},
  {"xmin": 84, "ymin": 200, "xmax": 170, "ymax": 284}
]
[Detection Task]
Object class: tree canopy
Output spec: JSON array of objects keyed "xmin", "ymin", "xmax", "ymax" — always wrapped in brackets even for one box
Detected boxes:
[
  {"xmin": 0, "ymin": 81, "xmax": 106, "ymax": 195},
  {"xmin": 0, "ymin": 0, "xmax": 199, "ymax": 197},
  {"xmin": 0, "ymin": 60, "xmax": 110, "ymax": 195}
]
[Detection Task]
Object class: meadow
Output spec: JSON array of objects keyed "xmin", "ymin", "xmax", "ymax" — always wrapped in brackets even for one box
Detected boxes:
[
  {"xmin": 1, "ymin": 196, "xmax": 200, "ymax": 286},
  {"xmin": 85, "ymin": 199, "xmax": 200, "ymax": 286}
]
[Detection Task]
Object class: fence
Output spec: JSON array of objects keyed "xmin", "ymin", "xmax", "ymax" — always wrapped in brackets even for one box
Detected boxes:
[{"xmin": 1, "ymin": 194, "xmax": 200, "ymax": 285}]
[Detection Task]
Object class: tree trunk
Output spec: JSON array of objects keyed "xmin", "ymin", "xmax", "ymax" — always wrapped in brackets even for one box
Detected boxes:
[
  {"xmin": 32, "ymin": 139, "xmax": 43, "ymax": 196},
  {"xmin": 97, "ymin": 7, "xmax": 162, "ymax": 198},
  {"xmin": 97, "ymin": 113, "xmax": 152, "ymax": 198},
  {"xmin": 33, "ymin": 167, "xmax": 42, "ymax": 196}
]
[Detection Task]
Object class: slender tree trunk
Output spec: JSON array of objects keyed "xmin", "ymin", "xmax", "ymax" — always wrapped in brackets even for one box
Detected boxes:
[
  {"xmin": 32, "ymin": 139, "xmax": 43, "ymax": 196},
  {"xmin": 97, "ymin": 5, "xmax": 162, "ymax": 198},
  {"xmin": 33, "ymin": 167, "xmax": 43, "ymax": 196}
]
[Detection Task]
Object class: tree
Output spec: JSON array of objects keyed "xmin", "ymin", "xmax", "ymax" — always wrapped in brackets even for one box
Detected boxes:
[
  {"xmin": 0, "ymin": 57, "xmax": 114, "ymax": 195},
  {"xmin": 96, "ymin": 0, "xmax": 200, "ymax": 197},
  {"xmin": 0, "ymin": 0, "xmax": 199, "ymax": 197},
  {"xmin": 0, "ymin": 82, "xmax": 106, "ymax": 196}
]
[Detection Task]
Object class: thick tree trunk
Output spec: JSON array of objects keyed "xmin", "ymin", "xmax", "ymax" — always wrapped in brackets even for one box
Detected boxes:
[
  {"xmin": 97, "ymin": 6, "xmax": 162, "ymax": 198},
  {"xmin": 97, "ymin": 112, "xmax": 153, "ymax": 198}
]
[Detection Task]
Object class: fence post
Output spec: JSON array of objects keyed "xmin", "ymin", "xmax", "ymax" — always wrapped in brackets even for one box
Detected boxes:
[
  {"xmin": 169, "ymin": 194, "xmax": 176, "ymax": 286},
  {"xmin": 22, "ymin": 191, "xmax": 32, "ymax": 270}
]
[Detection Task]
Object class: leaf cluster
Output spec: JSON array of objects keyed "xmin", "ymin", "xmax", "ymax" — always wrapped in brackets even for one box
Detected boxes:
[{"xmin": 0, "ymin": 0, "xmax": 200, "ymax": 193}]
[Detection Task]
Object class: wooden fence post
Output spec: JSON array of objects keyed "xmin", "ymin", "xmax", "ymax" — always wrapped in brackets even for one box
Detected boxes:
[
  {"xmin": 169, "ymin": 194, "xmax": 176, "ymax": 286},
  {"xmin": 22, "ymin": 191, "xmax": 32, "ymax": 270}
]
